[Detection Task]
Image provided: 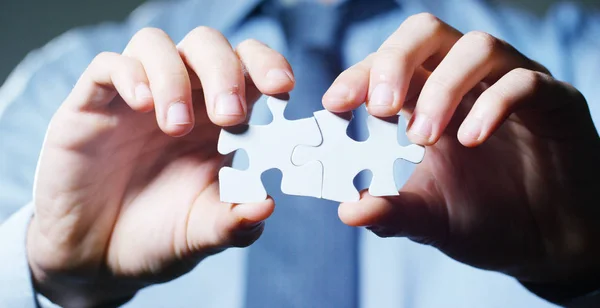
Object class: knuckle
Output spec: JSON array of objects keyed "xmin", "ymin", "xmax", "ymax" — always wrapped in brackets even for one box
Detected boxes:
[
  {"xmin": 510, "ymin": 67, "xmax": 543, "ymax": 89},
  {"xmin": 237, "ymin": 40, "xmax": 289, "ymax": 73},
  {"xmin": 91, "ymin": 51, "xmax": 119, "ymax": 65},
  {"xmin": 462, "ymin": 31, "xmax": 501, "ymax": 57},
  {"xmin": 155, "ymin": 72, "xmax": 190, "ymax": 93},
  {"xmin": 364, "ymin": 52, "xmax": 378, "ymax": 62},
  {"xmin": 236, "ymin": 38, "xmax": 265, "ymax": 50},
  {"xmin": 355, "ymin": 52, "xmax": 378, "ymax": 68},
  {"xmin": 405, "ymin": 12, "xmax": 442, "ymax": 28},
  {"xmin": 481, "ymin": 85, "xmax": 509, "ymax": 108},
  {"xmin": 347, "ymin": 60, "xmax": 371, "ymax": 75},
  {"xmin": 133, "ymin": 27, "xmax": 170, "ymax": 41},
  {"xmin": 373, "ymin": 46, "xmax": 416, "ymax": 74},
  {"xmin": 425, "ymin": 74, "xmax": 456, "ymax": 95},
  {"xmin": 188, "ymin": 26, "xmax": 225, "ymax": 41},
  {"xmin": 375, "ymin": 47, "xmax": 412, "ymax": 64},
  {"xmin": 404, "ymin": 13, "xmax": 445, "ymax": 35},
  {"xmin": 530, "ymin": 60, "xmax": 552, "ymax": 75},
  {"xmin": 361, "ymin": 52, "xmax": 379, "ymax": 66}
]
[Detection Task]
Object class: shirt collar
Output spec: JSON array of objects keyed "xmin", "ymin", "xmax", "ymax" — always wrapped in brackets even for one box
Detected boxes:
[
  {"xmin": 207, "ymin": 0, "xmax": 402, "ymax": 33},
  {"xmin": 198, "ymin": 0, "xmax": 264, "ymax": 33}
]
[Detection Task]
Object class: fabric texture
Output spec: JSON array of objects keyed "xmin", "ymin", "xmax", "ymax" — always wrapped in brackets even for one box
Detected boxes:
[
  {"xmin": 0, "ymin": 203, "xmax": 36, "ymax": 308},
  {"xmin": 244, "ymin": 2, "xmax": 358, "ymax": 308},
  {"xmin": 0, "ymin": 0, "xmax": 599, "ymax": 307}
]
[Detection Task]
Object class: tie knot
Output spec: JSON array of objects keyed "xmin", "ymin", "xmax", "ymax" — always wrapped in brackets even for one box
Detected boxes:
[{"xmin": 264, "ymin": 0, "xmax": 400, "ymax": 51}]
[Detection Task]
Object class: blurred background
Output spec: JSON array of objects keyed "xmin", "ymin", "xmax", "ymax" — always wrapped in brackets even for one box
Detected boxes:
[
  {"xmin": 0, "ymin": 0, "xmax": 599, "ymax": 86},
  {"xmin": 0, "ymin": 0, "xmax": 146, "ymax": 85}
]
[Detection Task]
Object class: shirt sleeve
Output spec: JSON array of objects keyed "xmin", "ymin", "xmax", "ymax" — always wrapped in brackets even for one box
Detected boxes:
[
  {"xmin": 0, "ymin": 203, "xmax": 37, "ymax": 308},
  {"xmin": 0, "ymin": 9, "xmax": 131, "ymax": 308},
  {"xmin": 0, "ymin": 25, "xmax": 128, "ymax": 308},
  {"xmin": 0, "ymin": 0, "xmax": 189, "ymax": 224},
  {"xmin": 0, "ymin": 1, "xmax": 225, "ymax": 306},
  {"xmin": 0, "ymin": 203, "xmax": 67, "ymax": 308},
  {"xmin": 0, "ymin": 1, "xmax": 245, "ymax": 306}
]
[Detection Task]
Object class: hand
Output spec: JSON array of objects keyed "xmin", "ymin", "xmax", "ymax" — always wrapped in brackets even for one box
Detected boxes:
[
  {"xmin": 28, "ymin": 27, "xmax": 295, "ymax": 307},
  {"xmin": 324, "ymin": 13, "xmax": 600, "ymax": 296}
]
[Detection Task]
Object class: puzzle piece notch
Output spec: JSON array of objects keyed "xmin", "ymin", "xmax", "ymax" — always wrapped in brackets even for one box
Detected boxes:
[
  {"xmin": 292, "ymin": 110, "xmax": 425, "ymax": 202},
  {"xmin": 218, "ymin": 96, "xmax": 324, "ymax": 203}
]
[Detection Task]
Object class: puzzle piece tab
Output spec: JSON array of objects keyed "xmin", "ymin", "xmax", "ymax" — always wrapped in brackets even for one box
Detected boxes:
[
  {"xmin": 218, "ymin": 96, "xmax": 323, "ymax": 203},
  {"xmin": 292, "ymin": 110, "xmax": 425, "ymax": 202}
]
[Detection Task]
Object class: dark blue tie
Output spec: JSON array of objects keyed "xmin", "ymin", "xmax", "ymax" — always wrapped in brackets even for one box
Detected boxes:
[
  {"xmin": 245, "ymin": 2, "xmax": 359, "ymax": 308},
  {"xmin": 245, "ymin": 1, "xmax": 399, "ymax": 307}
]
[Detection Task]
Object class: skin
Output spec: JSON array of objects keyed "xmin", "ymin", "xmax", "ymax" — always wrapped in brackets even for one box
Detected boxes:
[{"xmin": 27, "ymin": 13, "xmax": 599, "ymax": 307}]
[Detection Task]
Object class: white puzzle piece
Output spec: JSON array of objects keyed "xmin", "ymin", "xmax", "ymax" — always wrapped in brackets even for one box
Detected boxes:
[
  {"xmin": 292, "ymin": 110, "xmax": 425, "ymax": 202},
  {"xmin": 218, "ymin": 96, "xmax": 323, "ymax": 203}
]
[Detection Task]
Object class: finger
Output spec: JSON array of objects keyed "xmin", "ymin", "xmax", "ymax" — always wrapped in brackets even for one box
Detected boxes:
[
  {"xmin": 65, "ymin": 52, "xmax": 153, "ymax": 112},
  {"xmin": 457, "ymin": 68, "xmax": 587, "ymax": 146},
  {"xmin": 408, "ymin": 31, "xmax": 534, "ymax": 145},
  {"xmin": 236, "ymin": 39, "xmax": 295, "ymax": 95},
  {"xmin": 178, "ymin": 26, "xmax": 246, "ymax": 127},
  {"xmin": 185, "ymin": 183, "xmax": 275, "ymax": 254},
  {"xmin": 323, "ymin": 58, "xmax": 431, "ymax": 117},
  {"xmin": 322, "ymin": 54, "xmax": 373, "ymax": 112},
  {"xmin": 338, "ymin": 173, "xmax": 448, "ymax": 246},
  {"xmin": 399, "ymin": 67, "xmax": 431, "ymax": 118},
  {"xmin": 366, "ymin": 13, "xmax": 462, "ymax": 117},
  {"xmin": 124, "ymin": 27, "xmax": 193, "ymax": 137}
]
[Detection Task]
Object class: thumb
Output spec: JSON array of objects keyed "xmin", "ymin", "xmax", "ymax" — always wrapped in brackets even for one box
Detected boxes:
[
  {"xmin": 338, "ymin": 172, "xmax": 448, "ymax": 247},
  {"xmin": 185, "ymin": 183, "xmax": 275, "ymax": 257}
]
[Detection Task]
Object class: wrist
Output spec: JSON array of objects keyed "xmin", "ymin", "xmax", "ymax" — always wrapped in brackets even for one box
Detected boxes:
[
  {"xmin": 27, "ymin": 218, "xmax": 137, "ymax": 308},
  {"xmin": 29, "ymin": 257, "xmax": 137, "ymax": 308}
]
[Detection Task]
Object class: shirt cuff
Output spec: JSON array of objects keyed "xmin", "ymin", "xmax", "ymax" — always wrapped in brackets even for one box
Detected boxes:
[
  {"xmin": 0, "ymin": 203, "xmax": 37, "ymax": 307},
  {"xmin": 36, "ymin": 293, "xmax": 62, "ymax": 308},
  {"xmin": 0, "ymin": 203, "xmax": 64, "ymax": 308}
]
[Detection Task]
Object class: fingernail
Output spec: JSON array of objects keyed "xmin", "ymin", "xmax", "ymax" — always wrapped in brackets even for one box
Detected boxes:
[
  {"xmin": 215, "ymin": 92, "xmax": 244, "ymax": 116},
  {"xmin": 408, "ymin": 114, "xmax": 433, "ymax": 140},
  {"xmin": 167, "ymin": 102, "xmax": 192, "ymax": 125},
  {"xmin": 370, "ymin": 83, "xmax": 394, "ymax": 107},
  {"xmin": 266, "ymin": 69, "xmax": 293, "ymax": 85},
  {"xmin": 135, "ymin": 83, "xmax": 152, "ymax": 102},
  {"xmin": 459, "ymin": 118, "xmax": 483, "ymax": 140},
  {"xmin": 324, "ymin": 83, "xmax": 352, "ymax": 103}
]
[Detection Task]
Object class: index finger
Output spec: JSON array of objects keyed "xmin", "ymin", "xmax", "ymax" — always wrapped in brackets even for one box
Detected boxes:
[{"xmin": 123, "ymin": 27, "xmax": 194, "ymax": 137}]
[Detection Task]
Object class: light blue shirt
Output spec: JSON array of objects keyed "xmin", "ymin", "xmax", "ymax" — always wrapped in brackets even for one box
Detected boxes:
[{"xmin": 1, "ymin": 0, "xmax": 599, "ymax": 307}]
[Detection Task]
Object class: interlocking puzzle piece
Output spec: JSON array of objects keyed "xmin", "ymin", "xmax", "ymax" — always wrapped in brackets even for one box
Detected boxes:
[
  {"xmin": 292, "ymin": 110, "xmax": 425, "ymax": 202},
  {"xmin": 218, "ymin": 96, "xmax": 323, "ymax": 203}
]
